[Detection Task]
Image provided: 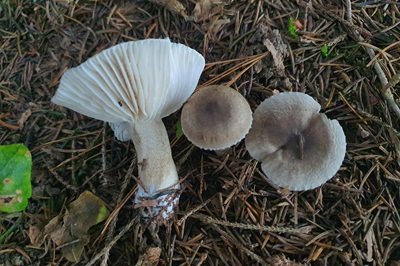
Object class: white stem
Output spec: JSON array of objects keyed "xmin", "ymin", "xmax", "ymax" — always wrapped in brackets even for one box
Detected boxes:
[{"xmin": 130, "ymin": 119, "xmax": 179, "ymax": 219}]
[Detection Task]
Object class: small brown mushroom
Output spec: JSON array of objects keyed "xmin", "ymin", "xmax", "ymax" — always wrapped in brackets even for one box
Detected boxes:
[
  {"xmin": 245, "ymin": 92, "xmax": 346, "ymax": 191},
  {"xmin": 181, "ymin": 85, "xmax": 252, "ymax": 150}
]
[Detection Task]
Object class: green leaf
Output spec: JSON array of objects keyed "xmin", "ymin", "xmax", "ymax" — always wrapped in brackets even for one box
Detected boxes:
[
  {"xmin": 288, "ymin": 17, "xmax": 298, "ymax": 39},
  {"xmin": 96, "ymin": 205, "xmax": 109, "ymax": 224},
  {"xmin": 0, "ymin": 144, "xmax": 32, "ymax": 213},
  {"xmin": 321, "ymin": 44, "xmax": 329, "ymax": 58},
  {"xmin": 175, "ymin": 120, "xmax": 184, "ymax": 140}
]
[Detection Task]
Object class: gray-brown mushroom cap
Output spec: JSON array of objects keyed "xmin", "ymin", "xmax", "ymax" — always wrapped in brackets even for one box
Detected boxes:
[
  {"xmin": 245, "ymin": 92, "xmax": 346, "ymax": 191},
  {"xmin": 181, "ymin": 85, "xmax": 253, "ymax": 150}
]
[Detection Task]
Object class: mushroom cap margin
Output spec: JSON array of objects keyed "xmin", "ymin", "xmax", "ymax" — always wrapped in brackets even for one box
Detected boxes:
[
  {"xmin": 181, "ymin": 85, "xmax": 253, "ymax": 150},
  {"xmin": 245, "ymin": 92, "xmax": 346, "ymax": 191}
]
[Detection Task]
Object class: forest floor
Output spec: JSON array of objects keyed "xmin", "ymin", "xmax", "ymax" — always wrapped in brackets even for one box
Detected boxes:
[{"xmin": 0, "ymin": 0, "xmax": 400, "ymax": 265}]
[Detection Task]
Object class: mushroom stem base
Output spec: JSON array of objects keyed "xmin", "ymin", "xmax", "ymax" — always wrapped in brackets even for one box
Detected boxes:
[
  {"xmin": 134, "ymin": 183, "xmax": 180, "ymax": 222},
  {"xmin": 129, "ymin": 120, "xmax": 180, "ymax": 221}
]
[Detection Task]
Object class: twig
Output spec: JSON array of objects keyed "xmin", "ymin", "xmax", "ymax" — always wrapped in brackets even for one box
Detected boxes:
[
  {"xmin": 345, "ymin": 0, "xmax": 353, "ymax": 23},
  {"xmin": 47, "ymin": 165, "xmax": 78, "ymax": 192},
  {"xmin": 87, "ymin": 218, "xmax": 137, "ymax": 266},
  {"xmin": 319, "ymin": 1, "xmax": 400, "ymax": 118},
  {"xmin": 99, "ymin": 162, "xmax": 137, "ymax": 238},
  {"xmin": 55, "ymin": 239, "xmax": 81, "ymax": 250},
  {"xmin": 365, "ymin": 44, "xmax": 400, "ymax": 119},
  {"xmin": 192, "ymin": 213, "xmax": 311, "ymax": 234},
  {"xmin": 354, "ymin": 107, "xmax": 400, "ymax": 137},
  {"xmin": 0, "ymin": 119, "xmax": 19, "ymax": 130},
  {"xmin": 200, "ymin": 52, "xmax": 268, "ymax": 88},
  {"xmin": 177, "ymin": 196, "xmax": 214, "ymax": 226},
  {"xmin": 100, "ymin": 159, "xmax": 136, "ymax": 266},
  {"xmin": 209, "ymin": 223, "xmax": 267, "ymax": 265}
]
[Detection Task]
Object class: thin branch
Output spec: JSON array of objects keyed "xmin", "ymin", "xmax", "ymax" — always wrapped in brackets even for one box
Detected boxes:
[
  {"xmin": 87, "ymin": 218, "xmax": 137, "ymax": 266},
  {"xmin": 192, "ymin": 213, "xmax": 311, "ymax": 234},
  {"xmin": 318, "ymin": 1, "xmax": 400, "ymax": 118}
]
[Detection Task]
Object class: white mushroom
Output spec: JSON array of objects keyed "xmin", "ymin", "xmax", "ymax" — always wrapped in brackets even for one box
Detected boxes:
[
  {"xmin": 180, "ymin": 85, "xmax": 253, "ymax": 150},
  {"xmin": 245, "ymin": 92, "xmax": 346, "ymax": 191},
  {"xmin": 51, "ymin": 39, "xmax": 205, "ymax": 219}
]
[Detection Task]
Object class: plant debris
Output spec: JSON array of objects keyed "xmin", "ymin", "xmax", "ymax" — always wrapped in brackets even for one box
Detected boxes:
[
  {"xmin": 193, "ymin": 0, "xmax": 222, "ymax": 22},
  {"xmin": 134, "ymin": 247, "xmax": 161, "ymax": 266},
  {"xmin": 44, "ymin": 191, "xmax": 109, "ymax": 262},
  {"xmin": 1, "ymin": 0, "xmax": 399, "ymax": 265},
  {"xmin": 147, "ymin": 0, "xmax": 187, "ymax": 18}
]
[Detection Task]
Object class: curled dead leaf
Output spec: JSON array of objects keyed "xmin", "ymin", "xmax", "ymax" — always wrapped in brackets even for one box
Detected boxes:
[
  {"xmin": 193, "ymin": 0, "xmax": 222, "ymax": 22},
  {"xmin": 17, "ymin": 108, "xmax": 32, "ymax": 129},
  {"xmin": 294, "ymin": 19, "xmax": 304, "ymax": 30},
  {"xmin": 148, "ymin": 0, "xmax": 187, "ymax": 18},
  {"xmin": 43, "ymin": 191, "xmax": 109, "ymax": 262},
  {"xmin": 28, "ymin": 225, "xmax": 45, "ymax": 246},
  {"xmin": 206, "ymin": 18, "xmax": 230, "ymax": 41}
]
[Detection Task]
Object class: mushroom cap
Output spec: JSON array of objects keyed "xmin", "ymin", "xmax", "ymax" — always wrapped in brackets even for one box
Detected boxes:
[
  {"xmin": 181, "ymin": 85, "xmax": 253, "ymax": 150},
  {"xmin": 51, "ymin": 39, "xmax": 205, "ymax": 140},
  {"xmin": 245, "ymin": 92, "xmax": 346, "ymax": 191}
]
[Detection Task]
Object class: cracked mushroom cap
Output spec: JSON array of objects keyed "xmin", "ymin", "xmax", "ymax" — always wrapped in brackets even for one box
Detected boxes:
[
  {"xmin": 245, "ymin": 92, "xmax": 346, "ymax": 191},
  {"xmin": 51, "ymin": 39, "xmax": 205, "ymax": 140},
  {"xmin": 181, "ymin": 85, "xmax": 253, "ymax": 150}
]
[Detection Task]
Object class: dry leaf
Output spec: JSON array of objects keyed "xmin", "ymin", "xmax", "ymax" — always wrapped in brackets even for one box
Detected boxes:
[
  {"xmin": 44, "ymin": 191, "xmax": 110, "ymax": 262},
  {"xmin": 206, "ymin": 18, "xmax": 230, "ymax": 41},
  {"xmin": 47, "ymin": 216, "xmax": 69, "ymax": 246},
  {"xmin": 263, "ymin": 30, "xmax": 287, "ymax": 77},
  {"xmin": 135, "ymin": 247, "xmax": 161, "ymax": 266},
  {"xmin": 193, "ymin": 0, "xmax": 221, "ymax": 22},
  {"xmin": 62, "ymin": 235, "xmax": 89, "ymax": 262},
  {"xmin": 17, "ymin": 108, "xmax": 32, "ymax": 129},
  {"xmin": 250, "ymin": 21, "xmax": 289, "ymax": 80},
  {"xmin": 148, "ymin": 0, "xmax": 187, "ymax": 18},
  {"xmin": 28, "ymin": 225, "xmax": 45, "ymax": 246},
  {"xmin": 294, "ymin": 19, "xmax": 304, "ymax": 30}
]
